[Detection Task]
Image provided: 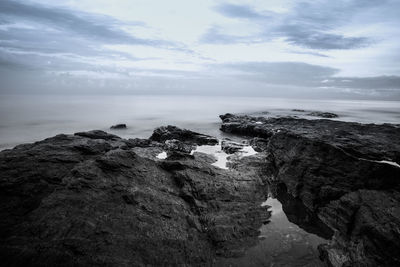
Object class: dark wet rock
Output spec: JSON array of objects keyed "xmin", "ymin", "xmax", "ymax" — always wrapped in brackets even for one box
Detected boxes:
[
  {"xmin": 124, "ymin": 138, "xmax": 154, "ymax": 148},
  {"xmin": 220, "ymin": 114, "xmax": 400, "ymax": 162},
  {"xmin": 221, "ymin": 139, "xmax": 245, "ymax": 154},
  {"xmin": 220, "ymin": 113, "xmax": 400, "ymax": 267},
  {"xmin": 74, "ymin": 130, "xmax": 121, "ymax": 141},
  {"xmin": 150, "ymin": 125, "xmax": 218, "ymax": 146},
  {"xmin": 249, "ymin": 137, "xmax": 269, "ymax": 152},
  {"xmin": 307, "ymin": 111, "xmax": 338, "ymax": 118},
  {"xmin": 318, "ymin": 190, "xmax": 400, "ymax": 267},
  {"xmin": 291, "ymin": 109, "xmax": 338, "ymax": 118},
  {"xmin": 164, "ymin": 139, "xmax": 194, "ymax": 153},
  {"xmin": 0, "ymin": 128, "xmax": 270, "ymax": 266},
  {"xmin": 192, "ymin": 151, "xmax": 217, "ymax": 164},
  {"xmin": 161, "ymin": 156, "xmax": 269, "ymax": 258},
  {"xmin": 110, "ymin": 123, "xmax": 127, "ymax": 129}
]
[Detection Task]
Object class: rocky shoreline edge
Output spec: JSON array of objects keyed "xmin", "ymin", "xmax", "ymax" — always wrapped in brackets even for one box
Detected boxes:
[{"xmin": 1, "ymin": 113, "xmax": 399, "ymax": 266}]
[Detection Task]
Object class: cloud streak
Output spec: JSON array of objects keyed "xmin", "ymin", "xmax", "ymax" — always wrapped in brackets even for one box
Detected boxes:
[
  {"xmin": 214, "ymin": 3, "xmax": 267, "ymax": 19},
  {"xmin": 0, "ymin": 0, "xmax": 157, "ymax": 45},
  {"xmin": 208, "ymin": 2, "xmax": 375, "ymax": 50}
]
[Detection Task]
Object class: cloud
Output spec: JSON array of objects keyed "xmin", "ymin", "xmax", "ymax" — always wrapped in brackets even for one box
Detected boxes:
[
  {"xmin": 199, "ymin": 26, "xmax": 258, "ymax": 44},
  {"xmin": 0, "ymin": 56, "xmax": 34, "ymax": 71},
  {"xmin": 288, "ymin": 50, "xmax": 330, "ymax": 58},
  {"xmin": 209, "ymin": 2, "xmax": 374, "ymax": 50},
  {"xmin": 215, "ymin": 61, "xmax": 400, "ymax": 93},
  {"xmin": 214, "ymin": 3, "xmax": 266, "ymax": 19},
  {"xmin": 216, "ymin": 61, "xmax": 339, "ymax": 86},
  {"xmin": 0, "ymin": 0, "xmax": 158, "ymax": 45},
  {"xmin": 0, "ymin": 0, "xmax": 193, "ymax": 76},
  {"xmin": 322, "ymin": 76, "xmax": 400, "ymax": 90},
  {"xmin": 278, "ymin": 25, "xmax": 370, "ymax": 50}
]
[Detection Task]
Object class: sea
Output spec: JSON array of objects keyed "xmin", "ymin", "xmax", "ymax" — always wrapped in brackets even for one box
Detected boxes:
[{"xmin": 1, "ymin": 94, "xmax": 399, "ymax": 150}]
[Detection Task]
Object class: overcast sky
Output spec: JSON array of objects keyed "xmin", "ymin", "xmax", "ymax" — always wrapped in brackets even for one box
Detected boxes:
[{"xmin": 1, "ymin": 0, "xmax": 400, "ymax": 99}]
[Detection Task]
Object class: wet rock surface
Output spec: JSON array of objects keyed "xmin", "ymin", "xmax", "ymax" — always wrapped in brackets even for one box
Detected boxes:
[
  {"xmin": 150, "ymin": 125, "xmax": 218, "ymax": 146},
  {"xmin": 291, "ymin": 110, "xmax": 339, "ymax": 118},
  {"xmin": 221, "ymin": 139, "xmax": 245, "ymax": 154},
  {"xmin": 306, "ymin": 111, "xmax": 338, "ymax": 118},
  {"xmin": 220, "ymin": 113, "xmax": 400, "ymax": 267},
  {"xmin": 0, "ymin": 127, "xmax": 269, "ymax": 266}
]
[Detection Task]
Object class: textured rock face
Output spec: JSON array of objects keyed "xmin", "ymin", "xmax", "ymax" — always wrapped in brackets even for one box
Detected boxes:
[
  {"xmin": 319, "ymin": 190, "xmax": 400, "ymax": 267},
  {"xmin": 150, "ymin": 125, "xmax": 218, "ymax": 146},
  {"xmin": 0, "ymin": 128, "xmax": 269, "ymax": 266},
  {"xmin": 219, "ymin": 113, "xmax": 400, "ymax": 267},
  {"xmin": 220, "ymin": 114, "xmax": 400, "ymax": 162},
  {"xmin": 221, "ymin": 139, "xmax": 245, "ymax": 154}
]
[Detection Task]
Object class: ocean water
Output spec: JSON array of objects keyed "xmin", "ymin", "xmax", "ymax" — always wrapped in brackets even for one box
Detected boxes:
[{"xmin": 1, "ymin": 94, "xmax": 399, "ymax": 150}]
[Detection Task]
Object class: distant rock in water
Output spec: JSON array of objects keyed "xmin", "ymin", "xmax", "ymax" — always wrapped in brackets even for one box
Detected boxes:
[
  {"xmin": 291, "ymin": 109, "xmax": 339, "ymax": 118},
  {"xmin": 110, "ymin": 123, "xmax": 127, "ymax": 129},
  {"xmin": 307, "ymin": 111, "xmax": 338, "ymax": 118}
]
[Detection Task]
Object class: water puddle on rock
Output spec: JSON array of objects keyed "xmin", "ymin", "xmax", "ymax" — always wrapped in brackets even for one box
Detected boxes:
[
  {"xmin": 216, "ymin": 197, "xmax": 327, "ymax": 267},
  {"xmin": 156, "ymin": 151, "xmax": 167, "ymax": 159},
  {"xmin": 190, "ymin": 142, "xmax": 257, "ymax": 169},
  {"xmin": 190, "ymin": 142, "xmax": 230, "ymax": 169}
]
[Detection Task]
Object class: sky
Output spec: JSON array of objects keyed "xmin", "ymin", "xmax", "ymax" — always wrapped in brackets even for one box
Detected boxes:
[{"xmin": 0, "ymin": 0, "xmax": 400, "ymax": 99}]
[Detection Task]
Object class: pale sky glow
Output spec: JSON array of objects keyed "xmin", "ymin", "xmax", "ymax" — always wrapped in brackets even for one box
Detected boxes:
[{"xmin": 0, "ymin": 0, "xmax": 400, "ymax": 98}]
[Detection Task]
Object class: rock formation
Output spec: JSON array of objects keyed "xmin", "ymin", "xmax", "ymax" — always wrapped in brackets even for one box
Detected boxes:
[
  {"xmin": 219, "ymin": 113, "xmax": 400, "ymax": 267},
  {"xmin": 110, "ymin": 123, "xmax": 127, "ymax": 129}
]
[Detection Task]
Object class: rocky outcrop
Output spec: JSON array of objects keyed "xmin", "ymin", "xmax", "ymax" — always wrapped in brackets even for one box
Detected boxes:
[
  {"xmin": 0, "ymin": 128, "xmax": 269, "ymax": 266},
  {"xmin": 150, "ymin": 125, "xmax": 218, "ymax": 146},
  {"xmin": 291, "ymin": 110, "xmax": 339, "ymax": 118},
  {"xmin": 110, "ymin": 123, "xmax": 127, "ymax": 129},
  {"xmin": 219, "ymin": 113, "xmax": 400, "ymax": 267},
  {"xmin": 220, "ymin": 114, "xmax": 400, "ymax": 162},
  {"xmin": 307, "ymin": 111, "xmax": 338, "ymax": 118}
]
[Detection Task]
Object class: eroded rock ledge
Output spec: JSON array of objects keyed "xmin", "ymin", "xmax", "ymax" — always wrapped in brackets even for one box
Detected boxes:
[{"xmin": 219, "ymin": 113, "xmax": 400, "ymax": 267}]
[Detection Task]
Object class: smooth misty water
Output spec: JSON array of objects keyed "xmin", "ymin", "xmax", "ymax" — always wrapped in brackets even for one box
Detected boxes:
[{"xmin": 1, "ymin": 95, "xmax": 399, "ymax": 150}]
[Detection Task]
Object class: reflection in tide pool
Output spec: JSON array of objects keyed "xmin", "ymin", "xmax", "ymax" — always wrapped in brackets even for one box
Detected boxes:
[{"xmin": 217, "ymin": 197, "xmax": 327, "ymax": 267}]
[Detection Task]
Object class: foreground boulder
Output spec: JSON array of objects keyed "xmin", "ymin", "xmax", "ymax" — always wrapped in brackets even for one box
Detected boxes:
[
  {"xmin": 219, "ymin": 113, "xmax": 400, "ymax": 267},
  {"xmin": 0, "ymin": 128, "xmax": 269, "ymax": 266}
]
